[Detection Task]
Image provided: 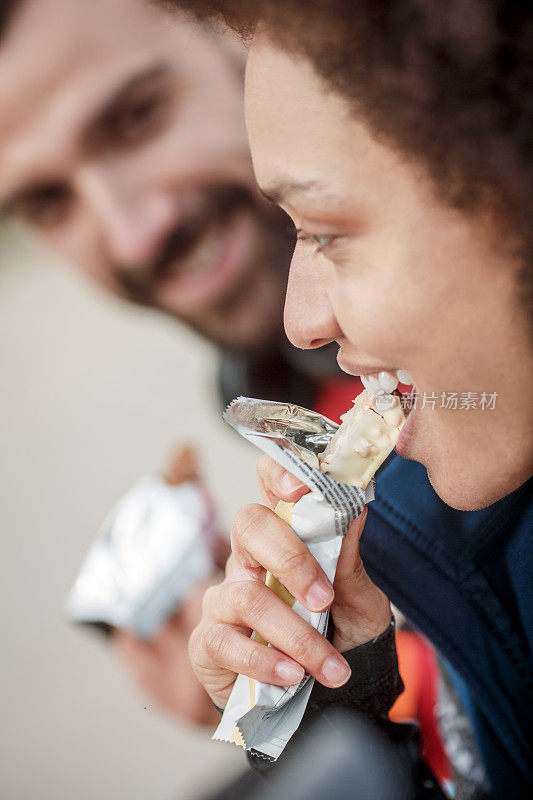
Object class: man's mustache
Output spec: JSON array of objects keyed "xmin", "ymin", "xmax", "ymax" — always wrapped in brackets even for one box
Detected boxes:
[{"xmin": 114, "ymin": 185, "xmax": 256, "ymax": 305}]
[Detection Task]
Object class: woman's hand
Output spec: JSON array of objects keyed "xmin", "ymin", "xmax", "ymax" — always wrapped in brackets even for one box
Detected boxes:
[
  {"xmin": 257, "ymin": 455, "xmax": 392, "ymax": 653},
  {"xmin": 188, "ymin": 456, "xmax": 391, "ymax": 709}
]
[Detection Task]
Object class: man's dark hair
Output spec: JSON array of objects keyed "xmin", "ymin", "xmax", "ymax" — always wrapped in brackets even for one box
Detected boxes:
[
  {"xmin": 170, "ymin": 0, "xmax": 533, "ymax": 312},
  {"xmin": 0, "ymin": 0, "xmax": 21, "ymax": 39}
]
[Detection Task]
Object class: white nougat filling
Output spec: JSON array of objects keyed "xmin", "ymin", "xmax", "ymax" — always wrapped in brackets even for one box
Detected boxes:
[{"xmin": 319, "ymin": 390, "xmax": 405, "ymax": 488}]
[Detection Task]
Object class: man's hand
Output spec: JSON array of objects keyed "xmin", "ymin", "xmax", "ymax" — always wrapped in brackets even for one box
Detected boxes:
[
  {"xmin": 112, "ymin": 444, "xmax": 227, "ymax": 726},
  {"xmin": 189, "ymin": 456, "xmax": 392, "ymax": 710},
  {"xmin": 113, "ymin": 579, "xmax": 221, "ymax": 726}
]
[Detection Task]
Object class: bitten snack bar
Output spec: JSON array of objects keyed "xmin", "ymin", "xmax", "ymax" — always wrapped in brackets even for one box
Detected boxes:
[
  {"xmin": 214, "ymin": 391, "xmax": 404, "ymax": 760},
  {"xmin": 266, "ymin": 390, "xmax": 404, "ymax": 605},
  {"xmin": 319, "ymin": 391, "xmax": 405, "ymax": 488}
]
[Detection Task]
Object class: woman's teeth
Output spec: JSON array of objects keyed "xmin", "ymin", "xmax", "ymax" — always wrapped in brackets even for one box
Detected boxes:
[
  {"xmin": 396, "ymin": 368, "xmax": 414, "ymax": 386},
  {"xmin": 361, "ymin": 371, "xmax": 398, "ymax": 396},
  {"xmin": 360, "ymin": 369, "xmax": 414, "ymax": 397}
]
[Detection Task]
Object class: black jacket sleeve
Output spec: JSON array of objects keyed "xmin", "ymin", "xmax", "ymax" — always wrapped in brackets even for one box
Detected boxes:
[{"xmin": 303, "ymin": 618, "xmax": 404, "ymax": 722}]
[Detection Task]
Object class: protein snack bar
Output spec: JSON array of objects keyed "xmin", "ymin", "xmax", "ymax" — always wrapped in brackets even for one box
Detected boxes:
[{"xmin": 214, "ymin": 390, "xmax": 404, "ymax": 760}]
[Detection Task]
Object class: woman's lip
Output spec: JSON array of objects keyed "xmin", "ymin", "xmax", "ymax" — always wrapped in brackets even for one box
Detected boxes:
[
  {"xmin": 397, "ymin": 381, "xmax": 414, "ymax": 396},
  {"xmin": 395, "ymin": 408, "xmax": 418, "ymax": 457},
  {"xmin": 336, "ymin": 350, "xmax": 398, "ymax": 378},
  {"xmin": 336, "ymin": 350, "xmax": 414, "ymax": 398}
]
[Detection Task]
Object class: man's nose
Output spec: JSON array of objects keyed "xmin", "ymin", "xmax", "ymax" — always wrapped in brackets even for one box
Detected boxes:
[
  {"xmin": 77, "ymin": 167, "xmax": 177, "ymax": 267},
  {"xmin": 284, "ymin": 246, "xmax": 342, "ymax": 349}
]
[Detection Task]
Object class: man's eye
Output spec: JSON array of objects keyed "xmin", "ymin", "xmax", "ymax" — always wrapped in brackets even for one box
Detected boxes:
[
  {"xmin": 113, "ymin": 94, "xmax": 165, "ymax": 143},
  {"xmin": 14, "ymin": 185, "xmax": 71, "ymax": 227}
]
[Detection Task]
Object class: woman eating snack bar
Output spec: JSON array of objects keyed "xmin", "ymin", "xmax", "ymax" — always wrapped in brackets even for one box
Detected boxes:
[{"xmin": 164, "ymin": 1, "xmax": 533, "ymax": 796}]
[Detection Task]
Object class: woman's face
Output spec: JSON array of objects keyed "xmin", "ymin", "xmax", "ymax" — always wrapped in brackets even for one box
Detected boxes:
[{"xmin": 245, "ymin": 34, "xmax": 533, "ymax": 510}]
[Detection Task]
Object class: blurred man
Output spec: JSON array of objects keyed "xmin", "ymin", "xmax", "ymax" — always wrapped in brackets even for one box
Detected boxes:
[
  {"xmin": 0, "ymin": 0, "xmax": 355, "ymax": 726},
  {"xmin": 0, "ymin": 0, "xmax": 289, "ymax": 347},
  {"xmin": 0, "ymin": 0, "xmax": 354, "ymax": 408}
]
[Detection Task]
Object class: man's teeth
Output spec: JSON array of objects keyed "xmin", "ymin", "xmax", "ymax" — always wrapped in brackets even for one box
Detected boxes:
[
  {"xmin": 179, "ymin": 227, "xmax": 221, "ymax": 277},
  {"xmin": 361, "ymin": 371, "xmax": 398, "ymax": 396},
  {"xmin": 396, "ymin": 368, "xmax": 413, "ymax": 385}
]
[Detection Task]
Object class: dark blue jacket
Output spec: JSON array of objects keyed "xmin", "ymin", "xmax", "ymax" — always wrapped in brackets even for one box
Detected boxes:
[{"xmin": 362, "ymin": 455, "xmax": 533, "ymax": 798}]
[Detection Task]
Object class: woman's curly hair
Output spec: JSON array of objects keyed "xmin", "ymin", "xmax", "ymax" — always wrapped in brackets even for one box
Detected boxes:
[{"xmin": 167, "ymin": 0, "xmax": 533, "ymax": 313}]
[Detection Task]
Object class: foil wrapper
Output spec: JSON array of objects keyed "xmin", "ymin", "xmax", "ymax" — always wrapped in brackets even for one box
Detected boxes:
[
  {"xmin": 214, "ymin": 396, "xmax": 373, "ymax": 761},
  {"xmin": 66, "ymin": 475, "xmax": 219, "ymax": 639}
]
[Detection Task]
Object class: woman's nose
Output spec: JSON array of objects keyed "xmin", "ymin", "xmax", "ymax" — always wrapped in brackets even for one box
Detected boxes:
[{"xmin": 284, "ymin": 245, "xmax": 342, "ymax": 350}]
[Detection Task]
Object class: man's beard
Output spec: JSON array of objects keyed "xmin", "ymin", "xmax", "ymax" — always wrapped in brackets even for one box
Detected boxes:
[{"xmin": 112, "ymin": 183, "xmax": 295, "ymax": 352}]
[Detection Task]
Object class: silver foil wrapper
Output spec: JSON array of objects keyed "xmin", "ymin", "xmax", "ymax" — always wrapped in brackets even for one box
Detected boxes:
[
  {"xmin": 224, "ymin": 396, "xmax": 373, "ymax": 520},
  {"xmin": 214, "ymin": 396, "xmax": 373, "ymax": 760},
  {"xmin": 66, "ymin": 475, "xmax": 219, "ymax": 639}
]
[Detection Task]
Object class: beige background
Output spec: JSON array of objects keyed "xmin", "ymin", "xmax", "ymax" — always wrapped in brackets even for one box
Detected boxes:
[{"xmin": 0, "ymin": 224, "xmax": 258, "ymax": 799}]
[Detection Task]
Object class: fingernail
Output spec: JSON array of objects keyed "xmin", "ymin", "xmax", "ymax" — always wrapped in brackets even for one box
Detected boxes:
[
  {"xmin": 281, "ymin": 472, "xmax": 307, "ymax": 495},
  {"xmin": 321, "ymin": 656, "xmax": 351, "ymax": 686},
  {"xmin": 275, "ymin": 661, "xmax": 305, "ymax": 684},
  {"xmin": 304, "ymin": 582, "xmax": 334, "ymax": 611}
]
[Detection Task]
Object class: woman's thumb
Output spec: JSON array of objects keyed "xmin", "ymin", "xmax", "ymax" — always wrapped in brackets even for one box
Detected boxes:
[{"xmin": 334, "ymin": 506, "xmax": 369, "ymax": 594}]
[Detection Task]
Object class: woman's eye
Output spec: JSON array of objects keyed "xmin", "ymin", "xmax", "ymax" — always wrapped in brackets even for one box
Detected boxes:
[
  {"xmin": 313, "ymin": 234, "xmax": 333, "ymax": 248},
  {"xmin": 295, "ymin": 229, "xmax": 339, "ymax": 253}
]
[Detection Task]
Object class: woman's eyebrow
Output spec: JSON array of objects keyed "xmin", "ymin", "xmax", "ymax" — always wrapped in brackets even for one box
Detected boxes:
[
  {"xmin": 259, "ymin": 180, "xmax": 347, "ymax": 210},
  {"xmin": 259, "ymin": 179, "xmax": 326, "ymax": 204}
]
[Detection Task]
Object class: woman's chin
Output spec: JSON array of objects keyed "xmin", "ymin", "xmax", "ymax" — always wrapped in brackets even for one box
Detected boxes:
[
  {"xmin": 425, "ymin": 468, "xmax": 484, "ymax": 511},
  {"xmin": 397, "ymin": 412, "xmax": 504, "ymax": 511},
  {"xmin": 424, "ymin": 451, "xmax": 519, "ymax": 511}
]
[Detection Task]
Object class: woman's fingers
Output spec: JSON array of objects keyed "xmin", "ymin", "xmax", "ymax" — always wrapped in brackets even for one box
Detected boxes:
[
  {"xmin": 334, "ymin": 507, "xmax": 368, "ymax": 589},
  {"xmin": 231, "ymin": 503, "xmax": 334, "ymax": 612},
  {"xmin": 332, "ymin": 508, "xmax": 392, "ymax": 652},
  {"xmin": 202, "ymin": 579, "xmax": 351, "ymax": 687},
  {"xmin": 257, "ymin": 454, "xmax": 310, "ymax": 508},
  {"xmin": 191, "ymin": 624, "xmax": 305, "ymax": 689}
]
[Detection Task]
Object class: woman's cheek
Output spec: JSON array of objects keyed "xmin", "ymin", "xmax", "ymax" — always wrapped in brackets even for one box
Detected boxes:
[{"xmin": 331, "ymin": 277, "xmax": 394, "ymax": 353}]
